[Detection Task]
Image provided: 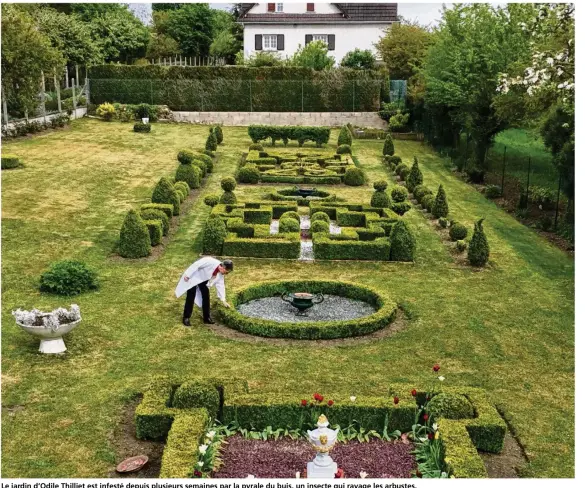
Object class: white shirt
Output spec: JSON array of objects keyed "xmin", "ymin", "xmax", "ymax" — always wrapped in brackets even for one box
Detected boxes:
[{"xmin": 174, "ymin": 256, "xmax": 227, "ymax": 307}]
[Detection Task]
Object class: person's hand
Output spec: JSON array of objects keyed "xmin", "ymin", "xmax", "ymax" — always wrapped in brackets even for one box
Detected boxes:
[
  {"xmin": 222, "ymin": 301, "xmax": 231, "ymax": 309},
  {"xmin": 183, "ymin": 276, "xmax": 189, "ymax": 282}
]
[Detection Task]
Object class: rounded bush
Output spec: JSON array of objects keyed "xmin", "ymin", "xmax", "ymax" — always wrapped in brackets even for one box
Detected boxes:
[
  {"xmin": 467, "ymin": 167, "xmax": 485, "ymax": 184},
  {"xmin": 280, "ymin": 211, "xmax": 300, "ymax": 222},
  {"xmin": 249, "ymin": 143, "xmax": 264, "ymax": 151},
  {"xmin": 204, "ymin": 194, "xmax": 220, "ymax": 208},
  {"xmin": 391, "ymin": 201, "xmax": 411, "ymax": 216},
  {"xmin": 389, "ymin": 220, "xmax": 416, "ymax": 262},
  {"xmin": 344, "ymin": 167, "xmax": 365, "ymax": 186},
  {"xmin": 177, "ymin": 149, "xmax": 196, "ymax": 165},
  {"xmin": 438, "ymin": 217, "xmax": 448, "ymax": 228},
  {"xmin": 371, "ymin": 190, "xmax": 390, "ymax": 208},
  {"xmin": 468, "ymin": 218, "xmax": 490, "ymax": 267},
  {"xmin": 141, "ymin": 208, "xmax": 170, "ymax": 236},
  {"xmin": 456, "ymin": 240, "xmax": 467, "ymax": 252},
  {"xmin": 413, "ymin": 185, "xmax": 432, "ymax": 202},
  {"xmin": 449, "ymin": 222, "xmax": 468, "ymax": 241},
  {"xmin": 172, "ymin": 379, "xmax": 220, "ymax": 418},
  {"xmin": 484, "ymin": 184, "xmax": 502, "ymax": 199},
  {"xmin": 202, "ymin": 216, "xmax": 227, "ymax": 255},
  {"xmin": 389, "ymin": 155, "xmax": 402, "ymax": 166},
  {"xmin": 311, "ymin": 220, "xmax": 330, "ymax": 234},
  {"xmin": 421, "ymin": 194, "xmax": 435, "ymax": 212},
  {"xmin": 383, "ymin": 134, "xmax": 395, "ymax": 156},
  {"xmin": 220, "ymin": 191, "xmax": 237, "ymax": 204},
  {"xmin": 398, "ymin": 165, "xmax": 410, "ymax": 181},
  {"xmin": 194, "ymin": 153, "xmax": 214, "ymax": 173},
  {"xmin": 39, "ymin": 260, "xmax": 98, "ymax": 296},
  {"xmin": 133, "ymin": 122, "xmax": 151, "ymax": 133},
  {"xmin": 221, "ymin": 176, "xmax": 237, "ymax": 192},
  {"xmin": 279, "ymin": 217, "xmax": 300, "ymax": 233},
  {"xmin": 96, "ymin": 102, "xmax": 115, "ymax": 121},
  {"xmin": 173, "ymin": 183, "xmax": 186, "ymax": 202},
  {"xmin": 336, "ymin": 144, "xmax": 352, "ymax": 155},
  {"xmin": 214, "ymin": 125, "xmax": 223, "ymax": 145},
  {"xmin": 311, "ymin": 212, "xmax": 330, "ymax": 224},
  {"xmin": 373, "ymin": 180, "xmax": 388, "ymax": 191},
  {"xmin": 432, "ymin": 184, "xmax": 449, "ymax": 219},
  {"xmin": 152, "ymin": 177, "xmax": 181, "ymax": 215},
  {"xmin": 175, "ymin": 180, "xmax": 190, "ymax": 197},
  {"xmin": 391, "ymin": 186, "xmax": 408, "ymax": 202},
  {"xmin": 119, "ymin": 209, "xmax": 151, "ymax": 258},
  {"xmin": 237, "ymin": 164, "xmax": 261, "ymax": 184},
  {"xmin": 427, "ymin": 393, "xmax": 474, "ymax": 420},
  {"xmin": 175, "ymin": 164, "xmax": 201, "ymax": 190},
  {"xmin": 337, "ymin": 125, "xmax": 353, "ymax": 147}
]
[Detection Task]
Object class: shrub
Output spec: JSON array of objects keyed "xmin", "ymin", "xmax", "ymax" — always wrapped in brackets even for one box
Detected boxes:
[
  {"xmin": 537, "ymin": 215, "xmax": 553, "ymax": 231},
  {"xmin": 432, "ymin": 184, "xmax": 449, "ymax": 219},
  {"xmin": 140, "ymin": 203, "xmax": 174, "ymax": 220},
  {"xmin": 468, "ymin": 218, "xmax": 490, "ymax": 267},
  {"xmin": 439, "ymin": 217, "xmax": 448, "ymax": 228},
  {"xmin": 175, "ymin": 164, "xmax": 201, "ymax": 190},
  {"xmin": 39, "ymin": 260, "xmax": 98, "ymax": 296},
  {"xmin": 467, "ymin": 167, "xmax": 485, "ymax": 184},
  {"xmin": 174, "ymin": 182, "xmax": 189, "ymax": 202},
  {"xmin": 141, "ymin": 208, "xmax": 169, "ymax": 236},
  {"xmin": 177, "ymin": 149, "xmax": 196, "ymax": 165},
  {"xmin": 421, "ymin": 194, "xmax": 434, "ymax": 212},
  {"xmin": 192, "ymin": 159, "xmax": 207, "ymax": 178},
  {"xmin": 133, "ymin": 122, "xmax": 151, "ymax": 133},
  {"xmin": 373, "ymin": 180, "xmax": 388, "ymax": 191},
  {"xmin": 133, "ymin": 103, "xmax": 158, "ymax": 121},
  {"xmin": 427, "ymin": 393, "xmax": 474, "ymax": 420},
  {"xmin": 280, "ymin": 211, "xmax": 300, "ymax": 222},
  {"xmin": 152, "ymin": 177, "xmax": 181, "ymax": 215},
  {"xmin": 391, "ymin": 201, "xmax": 411, "ymax": 216},
  {"xmin": 220, "ymin": 191, "xmax": 237, "ymax": 204},
  {"xmin": 249, "ymin": 143, "xmax": 264, "ymax": 151},
  {"xmin": 144, "ymin": 219, "xmax": 163, "ymax": 246},
  {"xmin": 449, "ymin": 222, "xmax": 468, "ymax": 241},
  {"xmin": 336, "ymin": 144, "xmax": 352, "ymax": 155},
  {"xmin": 413, "ymin": 185, "xmax": 432, "ymax": 202},
  {"xmin": 389, "ymin": 221, "xmax": 415, "ymax": 262},
  {"xmin": 194, "ymin": 153, "xmax": 214, "ymax": 173},
  {"xmin": 388, "ymin": 155, "xmax": 402, "ymax": 166},
  {"xmin": 204, "ymin": 194, "xmax": 220, "ymax": 208},
  {"xmin": 204, "ymin": 149, "xmax": 215, "ymax": 158},
  {"xmin": 528, "ymin": 185, "xmax": 555, "ymax": 210},
  {"xmin": 237, "ymin": 164, "xmax": 261, "ymax": 184},
  {"xmin": 202, "ymin": 216, "xmax": 227, "ymax": 255},
  {"xmin": 172, "ymin": 379, "xmax": 220, "ymax": 419},
  {"xmin": 456, "ymin": 240, "xmax": 467, "ymax": 252},
  {"xmin": 338, "ymin": 125, "xmax": 353, "ymax": 146},
  {"xmin": 205, "ymin": 128, "xmax": 218, "ymax": 151},
  {"xmin": 406, "ymin": 157, "xmax": 423, "ymax": 192},
  {"xmin": 371, "ymin": 189, "xmax": 390, "ymax": 208},
  {"xmin": 248, "ymin": 125, "xmax": 331, "ymax": 147},
  {"xmin": 398, "ymin": 165, "xmax": 410, "ymax": 181},
  {"xmin": 221, "ymin": 176, "xmax": 237, "ymax": 192},
  {"xmin": 119, "ymin": 209, "xmax": 151, "ymax": 258},
  {"xmin": 1, "ymin": 154, "xmax": 20, "ymax": 170},
  {"xmin": 279, "ymin": 217, "xmax": 300, "ymax": 233},
  {"xmin": 484, "ymin": 184, "xmax": 502, "ymax": 199},
  {"xmin": 344, "ymin": 167, "xmax": 365, "ymax": 186},
  {"xmin": 214, "ymin": 125, "xmax": 223, "ymax": 145},
  {"xmin": 96, "ymin": 102, "xmax": 116, "ymax": 121},
  {"xmin": 391, "ymin": 186, "xmax": 408, "ymax": 202},
  {"xmin": 382, "ymin": 134, "xmax": 395, "ymax": 156},
  {"xmin": 311, "ymin": 220, "xmax": 330, "ymax": 234},
  {"xmin": 311, "ymin": 211, "xmax": 331, "ymax": 224}
]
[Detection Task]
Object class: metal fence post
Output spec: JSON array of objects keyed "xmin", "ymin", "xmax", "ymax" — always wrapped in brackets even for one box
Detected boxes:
[
  {"xmin": 72, "ymin": 79, "xmax": 77, "ymax": 118},
  {"xmin": 501, "ymin": 146, "xmax": 506, "ymax": 196},
  {"xmin": 85, "ymin": 77, "xmax": 90, "ymax": 106},
  {"xmin": 1, "ymin": 87, "xmax": 8, "ymax": 127},
  {"xmin": 554, "ymin": 173, "xmax": 562, "ymax": 229},
  {"xmin": 352, "ymin": 81, "xmax": 355, "ymax": 112}
]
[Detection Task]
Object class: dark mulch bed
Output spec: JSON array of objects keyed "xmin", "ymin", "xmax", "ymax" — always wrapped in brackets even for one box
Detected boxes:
[{"xmin": 213, "ymin": 435, "xmax": 416, "ymax": 478}]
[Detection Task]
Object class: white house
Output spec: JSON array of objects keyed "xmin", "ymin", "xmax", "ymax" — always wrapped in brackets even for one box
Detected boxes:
[{"xmin": 238, "ymin": 3, "xmax": 398, "ymax": 64}]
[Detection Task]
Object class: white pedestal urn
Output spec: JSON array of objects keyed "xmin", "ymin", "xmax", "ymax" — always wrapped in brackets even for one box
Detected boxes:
[
  {"xmin": 12, "ymin": 305, "xmax": 82, "ymax": 354},
  {"xmin": 307, "ymin": 414, "xmax": 339, "ymax": 478}
]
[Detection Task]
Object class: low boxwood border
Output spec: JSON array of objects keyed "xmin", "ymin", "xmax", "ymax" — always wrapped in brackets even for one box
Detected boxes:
[{"xmin": 216, "ymin": 280, "xmax": 397, "ymax": 340}]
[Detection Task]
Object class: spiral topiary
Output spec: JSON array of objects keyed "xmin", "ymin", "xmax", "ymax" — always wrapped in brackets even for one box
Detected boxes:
[
  {"xmin": 279, "ymin": 217, "xmax": 300, "ymax": 233},
  {"xmin": 432, "ymin": 184, "xmax": 449, "ymax": 219},
  {"xmin": 468, "ymin": 218, "xmax": 490, "ymax": 267},
  {"xmin": 338, "ymin": 125, "xmax": 353, "ymax": 147},
  {"xmin": 406, "ymin": 157, "xmax": 423, "ymax": 192},
  {"xmin": 119, "ymin": 209, "xmax": 151, "ymax": 258},
  {"xmin": 175, "ymin": 163, "xmax": 201, "ymax": 190},
  {"xmin": 389, "ymin": 220, "xmax": 416, "ymax": 262},
  {"xmin": 344, "ymin": 167, "xmax": 365, "ymax": 186},
  {"xmin": 391, "ymin": 186, "xmax": 408, "ymax": 202},
  {"xmin": 152, "ymin": 177, "xmax": 181, "ymax": 215},
  {"xmin": 202, "ymin": 216, "xmax": 227, "ymax": 255},
  {"xmin": 449, "ymin": 222, "xmax": 468, "ymax": 241},
  {"xmin": 311, "ymin": 211, "xmax": 330, "ymax": 224},
  {"xmin": 311, "ymin": 220, "xmax": 330, "ymax": 234},
  {"xmin": 383, "ymin": 133, "xmax": 395, "ymax": 156}
]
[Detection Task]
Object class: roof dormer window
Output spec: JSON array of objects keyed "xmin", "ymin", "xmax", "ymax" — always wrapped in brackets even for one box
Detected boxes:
[
  {"xmin": 267, "ymin": 3, "xmax": 275, "ymax": 12},
  {"xmin": 307, "ymin": 3, "xmax": 315, "ymax": 12}
]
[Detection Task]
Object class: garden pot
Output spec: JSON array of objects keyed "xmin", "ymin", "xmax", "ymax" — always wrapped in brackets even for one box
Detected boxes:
[
  {"xmin": 15, "ymin": 318, "xmax": 81, "ymax": 354},
  {"xmin": 281, "ymin": 292, "xmax": 324, "ymax": 316}
]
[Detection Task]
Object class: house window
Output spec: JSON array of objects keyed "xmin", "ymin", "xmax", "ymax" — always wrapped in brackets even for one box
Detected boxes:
[
  {"xmin": 307, "ymin": 3, "xmax": 315, "ymax": 11},
  {"xmin": 276, "ymin": 3, "xmax": 284, "ymax": 12},
  {"xmin": 313, "ymin": 34, "xmax": 328, "ymax": 43},
  {"xmin": 267, "ymin": 3, "xmax": 275, "ymax": 12},
  {"xmin": 263, "ymin": 34, "xmax": 278, "ymax": 51}
]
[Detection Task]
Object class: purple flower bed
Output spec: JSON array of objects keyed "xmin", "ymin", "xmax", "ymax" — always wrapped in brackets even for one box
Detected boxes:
[{"xmin": 213, "ymin": 435, "xmax": 416, "ymax": 478}]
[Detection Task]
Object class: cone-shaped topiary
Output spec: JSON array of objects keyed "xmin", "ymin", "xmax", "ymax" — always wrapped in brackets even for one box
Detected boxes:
[
  {"xmin": 220, "ymin": 176, "xmax": 237, "ymax": 204},
  {"xmin": 406, "ymin": 157, "xmax": 423, "ymax": 192},
  {"xmin": 205, "ymin": 128, "xmax": 218, "ymax": 151},
  {"xmin": 383, "ymin": 133, "xmax": 395, "ymax": 156},
  {"xmin": 371, "ymin": 180, "xmax": 390, "ymax": 208},
  {"xmin": 119, "ymin": 209, "xmax": 151, "ymax": 258},
  {"xmin": 175, "ymin": 164, "xmax": 201, "ymax": 190},
  {"xmin": 202, "ymin": 216, "xmax": 227, "ymax": 255},
  {"xmin": 389, "ymin": 220, "xmax": 416, "ymax": 262},
  {"xmin": 214, "ymin": 125, "xmax": 223, "ymax": 144},
  {"xmin": 338, "ymin": 125, "xmax": 353, "ymax": 146},
  {"xmin": 152, "ymin": 177, "xmax": 181, "ymax": 215},
  {"xmin": 432, "ymin": 184, "xmax": 449, "ymax": 219},
  {"xmin": 468, "ymin": 218, "xmax": 489, "ymax": 267}
]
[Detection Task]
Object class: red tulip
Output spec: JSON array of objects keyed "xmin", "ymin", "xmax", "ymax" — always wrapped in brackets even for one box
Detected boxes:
[
  {"xmin": 193, "ymin": 470, "xmax": 202, "ymax": 478},
  {"xmin": 428, "ymin": 432, "xmax": 434, "ymax": 440},
  {"xmin": 433, "ymin": 364, "xmax": 440, "ymax": 372},
  {"xmin": 423, "ymin": 413, "xmax": 429, "ymax": 421},
  {"xmin": 393, "ymin": 396, "xmax": 399, "ymax": 405},
  {"xmin": 328, "ymin": 400, "xmax": 334, "ymax": 406},
  {"xmin": 313, "ymin": 393, "xmax": 322, "ymax": 402},
  {"xmin": 301, "ymin": 399, "xmax": 307, "ymax": 406},
  {"xmin": 411, "ymin": 389, "xmax": 417, "ymax": 397}
]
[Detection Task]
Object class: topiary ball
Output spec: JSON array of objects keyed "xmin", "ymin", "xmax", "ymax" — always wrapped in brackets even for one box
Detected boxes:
[
  {"xmin": 202, "ymin": 216, "xmax": 227, "ymax": 255},
  {"xmin": 194, "ymin": 153, "xmax": 214, "ymax": 173},
  {"xmin": 344, "ymin": 167, "xmax": 365, "ymax": 186},
  {"xmin": 421, "ymin": 194, "xmax": 435, "ymax": 212},
  {"xmin": 413, "ymin": 185, "xmax": 432, "ymax": 202},
  {"xmin": 193, "ymin": 159, "xmax": 207, "ymax": 178},
  {"xmin": 177, "ymin": 149, "xmax": 196, "ymax": 165},
  {"xmin": 311, "ymin": 212, "xmax": 330, "ymax": 224},
  {"xmin": 449, "ymin": 222, "xmax": 468, "ymax": 241},
  {"xmin": 391, "ymin": 201, "xmax": 411, "ymax": 216},
  {"xmin": 389, "ymin": 155, "xmax": 402, "ymax": 166},
  {"xmin": 133, "ymin": 122, "xmax": 151, "ymax": 133},
  {"xmin": 280, "ymin": 211, "xmax": 300, "ymax": 223},
  {"xmin": 311, "ymin": 220, "xmax": 330, "ymax": 234},
  {"xmin": 371, "ymin": 190, "xmax": 390, "ymax": 208},
  {"xmin": 221, "ymin": 176, "xmax": 237, "ymax": 192},
  {"xmin": 336, "ymin": 144, "xmax": 352, "ymax": 155},
  {"xmin": 175, "ymin": 163, "xmax": 201, "ymax": 190},
  {"xmin": 204, "ymin": 194, "xmax": 220, "ymax": 208},
  {"xmin": 279, "ymin": 217, "xmax": 300, "ymax": 233},
  {"xmin": 391, "ymin": 186, "xmax": 408, "ymax": 202},
  {"xmin": 219, "ymin": 191, "xmax": 237, "ymax": 204},
  {"xmin": 237, "ymin": 164, "xmax": 261, "ymax": 184},
  {"xmin": 373, "ymin": 180, "xmax": 388, "ymax": 192},
  {"xmin": 427, "ymin": 393, "xmax": 475, "ymax": 420},
  {"xmin": 39, "ymin": 260, "xmax": 99, "ymax": 296},
  {"xmin": 172, "ymin": 379, "xmax": 220, "ymax": 418},
  {"xmin": 249, "ymin": 143, "xmax": 264, "ymax": 151},
  {"xmin": 119, "ymin": 209, "xmax": 151, "ymax": 258}
]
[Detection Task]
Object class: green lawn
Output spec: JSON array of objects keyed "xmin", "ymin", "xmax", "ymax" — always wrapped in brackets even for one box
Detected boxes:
[{"xmin": 1, "ymin": 119, "xmax": 574, "ymax": 477}]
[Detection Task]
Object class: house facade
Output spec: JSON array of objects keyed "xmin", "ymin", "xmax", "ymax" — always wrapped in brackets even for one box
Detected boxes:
[{"xmin": 238, "ymin": 3, "xmax": 398, "ymax": 64}]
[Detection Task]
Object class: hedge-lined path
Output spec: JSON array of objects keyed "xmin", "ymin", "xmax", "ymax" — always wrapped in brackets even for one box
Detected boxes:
[{"xmin": 1, "ymin": 120, "xmax": 574, "ymax": 478}]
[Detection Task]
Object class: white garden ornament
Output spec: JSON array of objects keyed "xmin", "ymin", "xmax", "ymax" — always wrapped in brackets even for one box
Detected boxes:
[
  {"xmin": 12, "ymin": 305, "xmax": 81, "ymax": 354},
  {"xmin": 307, "ymin": 414, "xmax": 339, "ymax": 478}
]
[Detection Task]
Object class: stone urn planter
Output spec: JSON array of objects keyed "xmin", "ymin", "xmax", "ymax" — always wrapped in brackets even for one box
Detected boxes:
[{"xmin": 12, "ymin": 305, "xmax": 81, "ymax": 354}]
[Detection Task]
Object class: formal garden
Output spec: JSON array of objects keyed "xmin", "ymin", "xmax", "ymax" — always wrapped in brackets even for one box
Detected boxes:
[{"xmin": 1, "ymin": 118, "xmax": 574, "ymax": 478}]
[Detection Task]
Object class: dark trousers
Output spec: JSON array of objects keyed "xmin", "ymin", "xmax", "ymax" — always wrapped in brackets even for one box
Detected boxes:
[{"xmin": 183, "ymin": 280, "xmax": 211, "ymax": 321}]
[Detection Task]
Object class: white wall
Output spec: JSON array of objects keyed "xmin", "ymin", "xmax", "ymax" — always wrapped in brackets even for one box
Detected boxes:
[
  {"xmin": 243, "ymin": 23, "xmax": 391, "ymax": 64},
  {"xmin": 248, "ymin": 3, "xmax": 340, "ymax": 14}
]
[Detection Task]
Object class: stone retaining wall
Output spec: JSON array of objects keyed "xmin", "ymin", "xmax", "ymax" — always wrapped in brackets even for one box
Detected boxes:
[{"xmin": 172, "ymin": 111, "xmax": 387, "ymax": 128}]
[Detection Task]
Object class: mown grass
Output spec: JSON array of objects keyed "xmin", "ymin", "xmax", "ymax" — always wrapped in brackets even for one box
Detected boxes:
[{"xmin": 1, "ymin": 120, "xmax": 574, "ymax": 478}]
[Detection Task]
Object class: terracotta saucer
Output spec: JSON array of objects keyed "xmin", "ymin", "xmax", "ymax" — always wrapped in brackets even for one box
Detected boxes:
[{"xmin": 116, "ymin": 455, "xmax": 148, "ymax": 474}]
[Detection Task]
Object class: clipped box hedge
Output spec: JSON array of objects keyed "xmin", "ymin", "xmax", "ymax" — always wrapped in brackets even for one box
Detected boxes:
[
  {"xmin": 217, "ymin": 280, "xmax": 397, "ymax": 340},
  {"xmin": 313, "ymin": 234, "xmax": 391, "ymax": 261},
  {"xmin": 243, "ymin": 207, "xmax": 272, "ymax": 225},
  {"xmin": 1, "ymin": 154, "xmax": 20, "ymax": 170},
  {"xmin": 222, "ymin": 233, "xmax": 300, "ymax": 259},
  {"xmin": 248, "ymin": 125, "xmax": 331, "ymax": 147}
]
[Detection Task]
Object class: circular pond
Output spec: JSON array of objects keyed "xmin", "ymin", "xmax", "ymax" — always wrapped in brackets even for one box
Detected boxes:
[{"xmin": 217, "ymin": 280, "xmax": 397, "ymax": 340}]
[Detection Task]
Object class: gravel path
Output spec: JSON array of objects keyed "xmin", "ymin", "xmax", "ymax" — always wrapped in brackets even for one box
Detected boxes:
[
  {"xmin": 213, "ymin": 436, "xmax": 415, "ymax": 478},
  {"xmin": 236, "ymin": 294, "xmax": 376, "ymax": 322},
  {"xmin": 270, "ymin": 219, "xmax": 279, "ymax": 235},
  {"xmin": 330, "ymin": 221, "xmax": 342, "ymax": 235},
  {"xmin": 300, "ymin": 215, "xmax": 310, "ymax": 230},
  {"xmin": 299, "ymin": 241, "xmax": 314, "ymax": 261}
]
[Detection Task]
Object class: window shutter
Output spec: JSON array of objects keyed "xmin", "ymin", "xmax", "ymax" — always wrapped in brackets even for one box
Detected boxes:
[
  {"xmin": 255, "ymin": 34, "xmax": 263, "ymax": 50},
  {"xmin": 307, "ymin": 3, "xmax": 315, "ymax": 11},
  {"xmin": 327, "ymin": 34, "xmax": 335, "ymax": 51},
  {"xmin": 277, "ymin": 34, "xmax": 285, "ymax": 51},
  {"xmin": 268, "ymin": 3, "xmax": 275, "ymax": 12},
  {"xmin": 305, "ymin": 34, "xmax": 313, "ymax": 45}
]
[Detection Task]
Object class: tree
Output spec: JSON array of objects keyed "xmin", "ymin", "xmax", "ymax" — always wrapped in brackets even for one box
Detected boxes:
[
  {"xmin": 406, "ymin": 157, "xmax": 423, "ymax": 192},
  {"xmin": 210, "ymin": 30, "xmax": 240, "ymax": 60},
  {"xmin": 152, "ymin": 4, "xmax": 183, "ymax": 13},
  {"xmin": 431, "ymin": 184, "xmax": 449, "ymax": 218},
  {"xmin": 340, "ymin": 49, "xmax": 376, "ymax": 70},
  {"xmin": 290, "ymin": 41, "xmax": 334, "ymax": 71},
  {"xmin": 382, "ymin": 134, "xmax": 395, "ymax": 156},
  {"xmin": 69, "ymin": 3, "xmax": 128, "ymax": 22},
  {"xmin": 166, "ymin": 3, "xmax": 215, "ymax": 56},
  {"xmin": 468, "ymin": 218, "xmax": 490, "ymax": 267},
  {"xmin": 1, "ymin": 4, "xmax": 64, "ymax": 114}
]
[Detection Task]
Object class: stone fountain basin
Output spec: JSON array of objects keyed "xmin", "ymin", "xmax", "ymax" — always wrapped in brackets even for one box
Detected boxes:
[{"xmin": 16, "ymin": 319, "xmax": 81, "ymax": 353}]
